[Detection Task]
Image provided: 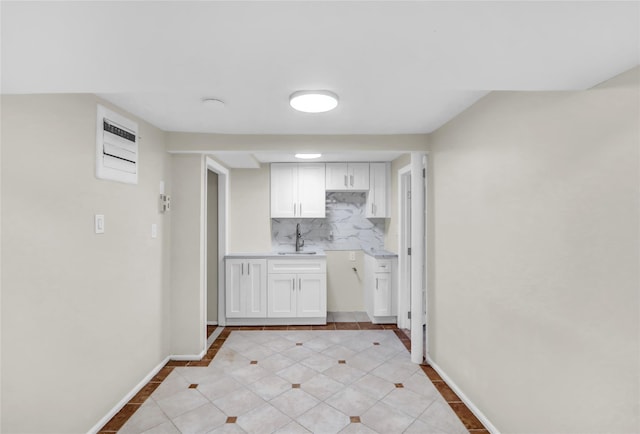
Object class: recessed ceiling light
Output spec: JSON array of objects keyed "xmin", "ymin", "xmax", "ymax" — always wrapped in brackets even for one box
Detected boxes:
[
  {"xmin": 289, "ymin": 91, "xmax": 338, "ymax": 113},
  {"xmin": 295, "ymin": 153, "xmax": 322, "ymax": 159},
  {"xmin": 202, "ymin": 98, "xmax": 225, "ymax": 108}
]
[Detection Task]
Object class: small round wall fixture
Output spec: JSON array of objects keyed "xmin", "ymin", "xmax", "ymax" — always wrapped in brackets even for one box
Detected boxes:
[
  {"xmin": 289, "ymin": 90, "xmax": 338, "ymax": 113},
  {"xmin": 295, "ymin": 153, "xmax": 322, "ymax": 160}
]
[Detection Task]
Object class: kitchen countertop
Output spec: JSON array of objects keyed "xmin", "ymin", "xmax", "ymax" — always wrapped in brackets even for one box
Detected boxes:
[
  {"xmin": 362, "ymin": 249, "xmax": 398, "ymax": 259},
  {"xmin": 225, "ymin": 249, "xmax": 397, "ymax": 259},
  {"xmin": 225, "ymin": 250, "xmax": 327, "ymax": 259}
]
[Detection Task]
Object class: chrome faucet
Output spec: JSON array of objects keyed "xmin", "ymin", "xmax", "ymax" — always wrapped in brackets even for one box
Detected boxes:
[{"xmin": 295, "ymin": 223, "xmax": 305, "ymax": 252}]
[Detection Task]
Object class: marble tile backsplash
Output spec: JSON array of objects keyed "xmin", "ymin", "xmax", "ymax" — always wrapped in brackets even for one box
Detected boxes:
[{"xmin": 271, "ymin": 192, "xmax": 385, "ymax": 252}]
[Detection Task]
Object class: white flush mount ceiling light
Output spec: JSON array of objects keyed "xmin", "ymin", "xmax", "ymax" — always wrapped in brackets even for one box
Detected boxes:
[
  {"xmin": 202, "ymin": 98, "xmax": 225, "ymax": 109},
  {"xmin": 295, "ymin": 153, "xmax": 322, "ymax": 159},
  {"xmin": 289, "ymin": 90, "xmax": 338, "ymax": 113}
]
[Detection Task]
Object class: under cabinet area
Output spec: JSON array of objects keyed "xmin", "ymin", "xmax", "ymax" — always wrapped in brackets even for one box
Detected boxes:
[{"xmin": 224, "ymin": 256, "xmax": 327, "ymax": 325}]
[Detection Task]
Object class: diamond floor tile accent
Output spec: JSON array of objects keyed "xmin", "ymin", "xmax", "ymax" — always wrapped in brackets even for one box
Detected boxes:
[
  {"xmin": 270, "ymin": 388, "xmax": 320, "ymax": 418},
  {"xmin": 236, "ymin": 403, "xmax": 291, "ymax": 434},
  {"xmin": 171, "ymin": 402, "xmax": 226, "ymax": 433},
  {"xmin": 115, "ymin": 329, "xmax": 476, "ymax": 434},
  {"xmin": 296, "ymin": 402, "xmax": 350, "ymax": 434}
]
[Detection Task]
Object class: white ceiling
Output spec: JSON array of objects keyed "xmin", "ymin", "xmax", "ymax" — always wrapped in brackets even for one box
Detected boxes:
[{"xmin": 2, "ymin": 1, "xmax": 638, "ymax": 136}]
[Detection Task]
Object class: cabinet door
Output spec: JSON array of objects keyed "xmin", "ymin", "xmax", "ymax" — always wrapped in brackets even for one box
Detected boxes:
[
  {"xmin": 245, "ymin": 260, "xmax": 267, "ymax": 317},
  {"xmin": 366, "ymin": 162, "xmax": 389, "ymax": 218},
  {"xmin": 349, "ymin": 163, "xmax": 370, "ymax": 190},
  {"xmin": 225, "ymin": 260, "xmax": 245, "ymax": 317},
  {"xmin": 373, "ymin": 272, "xmax": 391, "ymax": 316},
  {"xmin": 325, "ymin": 163, "xmax": 348, "ymax": 190},
  {"xmin": 297, "ymin": 273, "xmax": 327, "ymax": 317},
  {"xmin": 271, "ymin": 163, "xmax": 297, "ymax": 218},
  {"xmin": 267, "ymin": 274, "xmax": 297, "ymax": 317},
  {"xmin": 297, "ymin": 163, "xmax": 326, "ymax": 218}
]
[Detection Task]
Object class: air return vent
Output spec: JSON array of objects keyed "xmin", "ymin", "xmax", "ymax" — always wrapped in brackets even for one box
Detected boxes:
[{"xmin": 96, "ymin": 104, "xmax": 138, "ymax": 184}]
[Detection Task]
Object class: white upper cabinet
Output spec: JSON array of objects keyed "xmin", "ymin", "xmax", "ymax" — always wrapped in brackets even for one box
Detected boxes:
[
  {"xmin": 366, "ymin": 162, "xmax": 390, "ymax": 218},
  {"xmin": 271, "ymin": 163, "xmax": 326, "ymax": 218},
  {"xmin": 297, "ymin": 164, "xmax": 326, "ymax": 218},
  {"xmin": 325, "ymin": 163, "xmax": 370, "ymax": 191}
]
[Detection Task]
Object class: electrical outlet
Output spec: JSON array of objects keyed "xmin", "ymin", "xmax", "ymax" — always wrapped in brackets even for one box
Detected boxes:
[{"xmin": 349, "ymin": 251, "xmax": 356, "ymax": 261}]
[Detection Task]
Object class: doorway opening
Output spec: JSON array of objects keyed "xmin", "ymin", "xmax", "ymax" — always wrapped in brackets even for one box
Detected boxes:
[
  {"xmin": 207, "ymin": 170, "xmax": 219, "ymax": 329},
  {"xmin": 204, "ymin": 157, "xmax": 229, "ymax": 346}
]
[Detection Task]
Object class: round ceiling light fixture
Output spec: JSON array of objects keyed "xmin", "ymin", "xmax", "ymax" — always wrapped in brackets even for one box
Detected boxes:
[
  {"xmin": 295, "ymin": 153, "xmax": 322, "ymax": 160},
  {"xmin": 289, "ymin": 90, "xmax": 338, "ymax": 113},
  {"xmin": 202, "ymin": 98, "xmax": 225, "ymax": 109}
]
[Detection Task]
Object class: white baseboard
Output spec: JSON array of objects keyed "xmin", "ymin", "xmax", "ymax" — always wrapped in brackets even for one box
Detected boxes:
[
  {"xmin": 426, "ymin": 355, "xmax": 500, "ymax": 434},
  {"xmin": 88, "ymin": 355, "xmax": 171, "ymax": 434},
  {"xmin": 207, "ymin": 321, "xmax": 218, "ymax": 325},
  {"xmin": 170, "ymin": 348, "xmax": 206, "ymax": 361}
]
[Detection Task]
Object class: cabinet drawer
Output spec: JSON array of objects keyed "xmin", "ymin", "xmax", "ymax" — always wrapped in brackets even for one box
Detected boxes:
[
  {"xmin": 374, "ymin": 260, "xmax": 392, "ymax": 273},
  {"xmin": 268, "ymin": 259, "xmax": 326, "ymax": 274}
]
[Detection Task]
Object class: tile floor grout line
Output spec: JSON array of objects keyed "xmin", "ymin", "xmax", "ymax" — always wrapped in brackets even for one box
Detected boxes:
[{"xmin": 108, "ymin": 326, "xmax": 484, "ymax": 433}]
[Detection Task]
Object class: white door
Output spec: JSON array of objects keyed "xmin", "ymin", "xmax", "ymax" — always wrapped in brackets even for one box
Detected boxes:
[
  {"xmin": 245, "ymin": 260, "xmax": 267, "ymax": 317},
  {"xmin": 349, "ymin": 163, "xmax": 370, "ymax": 190},
  {"xmin": 225, "ymin": 260, "xmax": 245, "ymax": 318},
  {"xmin": 271, "ymin": 163, "xmax": 297, "ymax": 218},
  {"xmin": 297, "ymin": 273, "xmax": 327, "ymax": 317},
  {"xmin": 267, "ymin": 274, "xmax": 296, "ymax": 317},
  {"xmin": 373, "ymin": 273, "xmax": 391, "ymax": 316},
  {"xmin": 398, "ymin": 170, "xmax": 412, "ymax": 329},
  {"xmin": 325, "ymin": 163, "xmax": 348, "ymax": 190},
  {"xmin": 298, "ymin": 163, "xmax": 326, "ymax": 218}
]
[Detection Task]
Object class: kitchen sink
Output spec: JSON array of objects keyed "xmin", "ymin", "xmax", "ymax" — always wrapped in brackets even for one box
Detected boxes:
[{"xmin": 277, "ymin": 251, "xmax": 317, "ymax": 255}]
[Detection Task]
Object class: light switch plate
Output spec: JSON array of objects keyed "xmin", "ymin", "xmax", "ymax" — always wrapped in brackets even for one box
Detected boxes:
[
  {"xmin": 151, "ymin": 223, "xmax": 158, "ymax": 239},
  {"xmin": 95, "ymin": 214, "xmax": 105, "ymax": 234}
]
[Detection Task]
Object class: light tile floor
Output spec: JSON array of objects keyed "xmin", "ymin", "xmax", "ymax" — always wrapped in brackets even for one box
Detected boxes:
[{"xmin": 119, "ymin": 330, "xmax": 469, "ymax": 434}]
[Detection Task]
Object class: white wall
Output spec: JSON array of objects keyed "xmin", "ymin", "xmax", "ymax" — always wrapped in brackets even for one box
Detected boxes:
[
  {"xmin": 385, "ymin": 153, "xmax": 411, "ymax": 253},
  {"xmin": 326, "ymin": 251, "xmax": 365, "ymax": 311},
  {"xmin": 1, "ymin": 94, "xmax": 171, "ymax": 433},
  {"xmin": 169, "ymin": 154, "xmax": 206, "ymax": 356},
  {"xmin": 228, "ymin": 166, "xmax": 272, "ymax": 253},
  {"xmin": 428, "ymin": 68, "xmax": 639, "ymax": 433}
]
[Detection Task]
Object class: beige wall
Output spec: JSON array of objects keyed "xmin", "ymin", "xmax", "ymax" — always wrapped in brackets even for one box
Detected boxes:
[
  {"xmin": 207, "ymin": 170, "xmax": 218, "ymax": 322},
  {"xmin": 1, "ymin": 94, "xmax": 171, "ymax": 433},
  {"xmin": 228, "ymin": 166, "xmax": 272, "ymax": 253},
  {"xmin": 385, "ymin": 153, "xmax": 412, "ymax": 253},
  {"xmin": 428, "ymin": 71, "xmax": 639, "ymax": 432},
  {"xmin": 169, "ymin": 154, "xmax": 206, "ymax": 355},
  {"xmin": 326, "ymin": 251, "xmax": 365, "ymax": 311}
]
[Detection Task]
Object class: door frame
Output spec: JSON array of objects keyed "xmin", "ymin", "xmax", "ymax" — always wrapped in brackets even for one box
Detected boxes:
[
  {"xmin": 397, "ymin": 164, "xmax": 412, "ymax": 330},
  {"xmin": 204, "ymin": 157, "xmax": 229, "ymax": 332}
]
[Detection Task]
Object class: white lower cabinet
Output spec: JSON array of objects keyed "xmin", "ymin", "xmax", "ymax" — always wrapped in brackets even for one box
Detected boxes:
[
  {"xmin": 267, "ymin": 273, "xmax": 326, "ymax": 318},
  {"xmin": 364, "ymin": 255, "xmax": 397, "ymax": 323},
  {"xmin": 267, "ymin": 259, "xmax": 326, "ymax": 320},
  {"xmin": 372, "ymin": 272, "xmax": 392, "ymax": 316},
  {"xmin": 225, "ymin": 259, "xmax": 267, "ymax": 318},
  {"xmin": 225, "ymin": 257, "xmax": 326, "ymax": 324}
]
